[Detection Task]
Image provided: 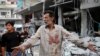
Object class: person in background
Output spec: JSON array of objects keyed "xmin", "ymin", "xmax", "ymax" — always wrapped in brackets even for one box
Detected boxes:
[
  {"xmin": 1, "ymin": 21, "xmax": 22, "ymax": 56},
  {"xmin": 12, "ymin": 10, "xmax": 96, "ymax": 56},
  {"xmin": 20, "ymin": 27, "xmax": 29, "ymax": 42}
]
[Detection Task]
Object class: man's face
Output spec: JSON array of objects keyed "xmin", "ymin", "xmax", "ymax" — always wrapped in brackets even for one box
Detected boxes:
[
  {"xmin": 24, "ymin": 27, "xmax": 28, "ymax": 32},
  {"xmin": 6, "ymin": 24, "xmax": 13, "ymax": 31},
  {"xmin": 42, "ymin": 13, "xmax": 54, "ymax": 25}
]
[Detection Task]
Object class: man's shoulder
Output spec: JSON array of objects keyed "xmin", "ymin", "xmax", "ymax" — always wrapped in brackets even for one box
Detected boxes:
[
  {"xmin": 12, "ymin": 31, "xmax": 20, "ymax": 35},
  {"xmin": 2, "ymin": 32, "xmax": 8, "ymax": 36},
  {"xmin": 55, "ymin": 24, "xmax": 63, "ymax": 28},
  {"xmin": 39, "ymin": 25, "xmax": 46, "ymax": 29},
  {"xmin": 13, "ymin": 32, "xmax": 21, "ymax": 38},
  {"xmin": 2, "ymin": 32, "xmax": 8, "ymax": 38}
]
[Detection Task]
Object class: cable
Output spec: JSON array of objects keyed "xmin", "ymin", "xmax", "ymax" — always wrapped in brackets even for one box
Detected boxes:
[
  {"xmin": 87, "ymin": 9, "xmax": 95, "ymax": 37},
  {"xmin": 87, "ymin": 9, "xmax": 100, "ymax": 24}
]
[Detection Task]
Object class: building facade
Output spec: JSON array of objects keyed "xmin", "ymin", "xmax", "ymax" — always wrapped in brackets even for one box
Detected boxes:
[
  {"xmin": 0, "ymin": 0, "xmax": 22, "ymax": 33},
  {"xmin": 50, "ymin": 0, "xmax": 100, "ymax": 37},
  {"xmin": 80, "ymin": 0, "xmax": 100, "ymax": 37}
]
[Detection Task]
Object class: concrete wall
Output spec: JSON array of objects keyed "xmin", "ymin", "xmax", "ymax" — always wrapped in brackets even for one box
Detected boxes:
[
  {"xmin": 23, "ymin": 0, "xmax": 43, "ymax": 9},
  {"xmin": 81, "ymin": 0, "xmax": 100, "ymax": 9}
]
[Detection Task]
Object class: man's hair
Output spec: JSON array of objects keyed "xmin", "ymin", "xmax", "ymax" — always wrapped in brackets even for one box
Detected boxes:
[
  {"xmin": 44, "ymin": 10, "xmax": 55, "ymax": 17},
  {"xmin": 5, "ymin": 21, "xmax": 15, "ymax": 26}
]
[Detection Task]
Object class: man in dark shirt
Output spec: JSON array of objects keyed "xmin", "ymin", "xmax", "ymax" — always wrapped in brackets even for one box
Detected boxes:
[{"xmin": 1, "ymin": 21, "xmax": 22, "ymax": 56}]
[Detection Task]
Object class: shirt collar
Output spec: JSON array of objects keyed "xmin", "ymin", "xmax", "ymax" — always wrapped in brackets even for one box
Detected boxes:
[{"xmin": 45, "ymin": 24, "xmax": 55, "ymax": 29}]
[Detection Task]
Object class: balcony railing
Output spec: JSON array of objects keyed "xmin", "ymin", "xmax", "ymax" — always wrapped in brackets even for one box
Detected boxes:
[
  {"xmin": 50, "ymin": 0, "xmax": 73, "ymax": 7},
  {"xmin": 0, "ymin": 16, "xmax": 22, "ymax": 20},
  {"xmin": 0, "ymin": 4, "xmax": 17, "ymax": 8},
  {"xmin": 54, "ymin": 0, "xmax": 73, "ymax": 4}
]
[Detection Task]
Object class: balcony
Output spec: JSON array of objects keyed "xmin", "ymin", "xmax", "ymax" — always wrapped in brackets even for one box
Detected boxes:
[
  {"xmin": 50, "ymin": 0, "xmax": 80, "ymax": 8},
  {"xmin": 0, "ymin": 4, "xmax": 17, "ymax": 9},
  {"xmin": 0, "ymin": 15, "xmax": 22, "ymax": 20},
  {"xmin": 0, "ymin": 18, "xmax": 22, "ymax": 20},
  {"xmin": 54, "ymin": 0, "xmax": 72, "ymax": 4}
]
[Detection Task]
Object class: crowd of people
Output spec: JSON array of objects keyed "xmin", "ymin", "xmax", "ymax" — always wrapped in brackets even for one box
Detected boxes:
[{"xmin": 0, "ymin": 10, "xmax": 99, "ymax": 56}]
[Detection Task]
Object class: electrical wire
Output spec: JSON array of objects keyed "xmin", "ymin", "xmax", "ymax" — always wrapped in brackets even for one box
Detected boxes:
[
  {"xmin": 87, "ymin": 9, "xmax": 95, "ymax": 37},
  {"xmin": 87, "ymin": 9, "xmax": 100, "ymax": 24}
]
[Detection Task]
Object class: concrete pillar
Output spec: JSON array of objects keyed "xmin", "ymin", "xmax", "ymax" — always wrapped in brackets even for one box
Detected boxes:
[
  {"xmin": 31, "ymin": 13, "xmax": 35, "ymax": 35},
  {"xmin": 21, "ymin": 15, "xmax": 25, "ymax": 31},
  {"xmin": 81, "ymin": 9, "xmax": 88, "ymax": 37},
  {"xmin": 58, "ymin": 6, "xmax": 63, "ymax": 26}
]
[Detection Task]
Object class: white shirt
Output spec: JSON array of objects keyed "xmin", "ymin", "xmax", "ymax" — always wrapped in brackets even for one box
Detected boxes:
[{"xmin": 22, "ymin": 24, "xmax": 82, "ymax": 56}]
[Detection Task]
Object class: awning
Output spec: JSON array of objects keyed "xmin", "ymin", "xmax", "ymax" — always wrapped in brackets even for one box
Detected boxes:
[{"xmin": 15, "ymin": 2, "xmax": 43, "ymax": 15}]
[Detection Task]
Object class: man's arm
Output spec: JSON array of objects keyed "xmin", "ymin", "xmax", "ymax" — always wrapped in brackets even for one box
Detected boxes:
[
  {"xmin": 1, "ymin": 35, "xmax": 6, "ymax": 56},
  {"xmin": 60, "ymin": 26, "xmax": 96, "ymax": 51},
  {"xmin": 60, "ymin": 26, "xmax": 80, "ymax": 41},
  {"xmin": 1, "ymin": 47, "xmax": 5, "ymax": 56},
  {"xmin": 60, "ymin": 26, "xmax": 85, "ymax": 46},
  {"xmin": 12, "ymin": 26, "xmax": 43, "ymax": 56},
  {"xmin": 19, "ymin": 26, "xmax": 43, "ymax": 49}
]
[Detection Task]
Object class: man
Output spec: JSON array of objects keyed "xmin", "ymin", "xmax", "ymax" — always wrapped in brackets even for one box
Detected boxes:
[
  {"xmin": 12, "ymin": 10, "xmax": 96, "ymax": 56},
  {"xmin": 20, "ymin": 27, "xmax": 29, "ymax": 42},
  {"xmin": 1, "ymin": 21, "xmax": 22, "ymax": 56}
]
